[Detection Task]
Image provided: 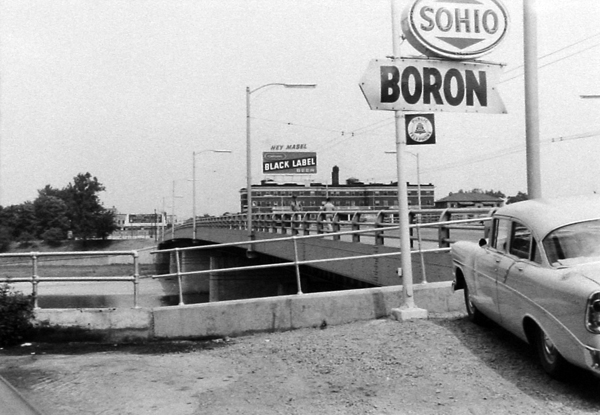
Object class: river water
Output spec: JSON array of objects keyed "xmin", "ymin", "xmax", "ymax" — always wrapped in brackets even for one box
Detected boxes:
[{"xmin": 7, "ymin": 277, "xmax": 208, "ymax": 309}]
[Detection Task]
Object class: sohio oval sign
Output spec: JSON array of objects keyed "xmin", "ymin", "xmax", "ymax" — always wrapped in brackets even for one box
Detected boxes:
[{"xmin": 401, "ymin": 0, "xmax": 509, "ymax": 60}]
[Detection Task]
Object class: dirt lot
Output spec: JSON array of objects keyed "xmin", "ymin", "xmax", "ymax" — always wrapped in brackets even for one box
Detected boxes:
[{"xmin": 2, "ymin": 313, "xmax": 600, "ymax": 415}]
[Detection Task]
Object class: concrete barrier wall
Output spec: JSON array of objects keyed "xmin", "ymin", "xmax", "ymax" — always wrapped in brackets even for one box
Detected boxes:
[
  {"xmin": 31, "ymin": 282, "xmax": 464, "ymax": 342},
  {"xmin": 33, "ymin": 307, "xmax": 153, "ymax": 343},
  {"xmin": 152, "ymin": 282, "xmax": 463, "ymax": 340}
]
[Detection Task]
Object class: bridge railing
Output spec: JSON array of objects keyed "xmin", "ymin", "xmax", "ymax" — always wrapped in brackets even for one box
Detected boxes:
[
  {"xmin": 155, "ymin": 211, "xmax": 493, "ymax": 305},
  {"xmin": 0, "ymin": 250, "xmax": 141, "ymax": 308},
  {"xmin": 185, "ymin": 207, "xmax": 494, "ymax": 248}
]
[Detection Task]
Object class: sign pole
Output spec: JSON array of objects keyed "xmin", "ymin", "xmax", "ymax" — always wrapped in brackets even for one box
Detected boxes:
[
  {"xmin": 523, "ymin": 0, "xmax": 542, "ymax": 199},
  {"xmin": 390, "ymin": 0, "xmax": 427, "ymax": 321}
]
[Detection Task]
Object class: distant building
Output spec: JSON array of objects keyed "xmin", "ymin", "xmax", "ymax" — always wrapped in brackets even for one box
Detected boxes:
[
  {"xmin": 113, "ymin": 212, "xmax": 168, "ymax": 239},
  {"xmin": 240, "ymin": 166, "xmax": 435, "ymax": 213},
  {"xmin": 434, "ymin": 192, "xmax": 505, "ymax": 209}
]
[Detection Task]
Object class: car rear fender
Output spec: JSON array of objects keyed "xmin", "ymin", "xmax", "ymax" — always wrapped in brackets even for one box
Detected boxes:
[{"xmin": 522, "ymin": 314, "xmax": 586, "ymax": 369}]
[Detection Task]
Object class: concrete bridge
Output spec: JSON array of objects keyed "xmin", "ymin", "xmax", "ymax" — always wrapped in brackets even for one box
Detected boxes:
[{"xmin": 155, "ymin": 208, "xmax": 490, "ymax": 303}]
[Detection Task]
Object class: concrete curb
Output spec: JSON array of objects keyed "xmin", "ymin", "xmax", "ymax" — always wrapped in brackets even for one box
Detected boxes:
[{"xmin": 32, "ymin": 282, "xmax": 464, "ymax": 342}]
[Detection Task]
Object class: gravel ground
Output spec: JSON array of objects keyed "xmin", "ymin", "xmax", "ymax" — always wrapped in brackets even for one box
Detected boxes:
[{"xmin": 1, "ymin": 313, "xmax": 600, "ymax": 415}]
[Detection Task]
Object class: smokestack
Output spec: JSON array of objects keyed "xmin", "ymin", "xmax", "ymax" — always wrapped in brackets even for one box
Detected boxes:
[{"xmin": 332, "ymin": 166, "xmax": 339, "ymax": 186}]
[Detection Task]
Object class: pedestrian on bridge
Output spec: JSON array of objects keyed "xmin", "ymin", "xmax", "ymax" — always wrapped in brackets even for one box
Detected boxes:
[
  {"xmin": 290, "ymin": 195, "xmax": 302, "ymax": 221},
  {"xmin": 322, "ymin": 197, "xmax": 335, "ymax": 232}
]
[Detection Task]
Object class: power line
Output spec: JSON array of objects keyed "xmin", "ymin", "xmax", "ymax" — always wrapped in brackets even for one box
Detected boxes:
[
  {"xmin": 501, "ymin": 42, "xmax": 600, "ymax": 83},
  {"xmin": 503, "ymin": 31, "xmax": 600, "ymax": 76},
  {"xmin": 421, "ymin": 130, "xmax": 600, "ymax": 175}
]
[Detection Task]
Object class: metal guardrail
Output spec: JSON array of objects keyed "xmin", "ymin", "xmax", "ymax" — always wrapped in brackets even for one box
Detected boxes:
[
  {"xmin": 0, "ymin": 208, "xmax": 494, "ymax": 309},
  {"xmin": 180, "ymin": 207, "xmax": 493, "ymax": 247},
  {"xmin": 155, "ymin": 208, "xmax": 494, "ymax": 305},
  {"xmin": 0, "ymin": 250, "xmax": 141, "ymax": 308}
]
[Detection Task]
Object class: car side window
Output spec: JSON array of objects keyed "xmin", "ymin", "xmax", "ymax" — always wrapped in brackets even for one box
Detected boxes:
[
  {"xmin": 510, "ymin": 222, "xmax": 532, "ymax": 260},
  {"xmin": 492, "ymin": 218, "xmax": 511, "ymax": 252},
  {"xmin": 531, "ymin": 238, "xmax": 542, "ymax": 264}
]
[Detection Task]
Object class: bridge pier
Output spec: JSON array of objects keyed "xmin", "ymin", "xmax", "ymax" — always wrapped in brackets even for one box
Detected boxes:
[
  {"xmin": 209, "ymin": 253, "xmax": 298, "ymax": 302},
  {"xmin": 154, "ymin": 249, "xmax": 211, "ymax": 302}
]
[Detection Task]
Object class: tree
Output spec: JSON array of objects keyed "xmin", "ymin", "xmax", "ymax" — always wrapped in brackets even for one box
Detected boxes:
[
  {"xmin": 63, "ymin": 173, "xmax": 117, "ymax": 240},
  {"xmin": 0, "ymin": 203, "xmax": 36, "ymax": 239},
  {"xmin": 33, "ymin": 195, "xmax": 70, "ymax": 238},
  {"xmin": 95, "ymin": 210, "xmax": 117, "ymax": 240},
  {"xmin": 507, "ymin": 191, "xmax": 528, "ymax": 204},
  {"xmin": 452, "ymin": 189, "xmax": 506, "ymax": 199}
]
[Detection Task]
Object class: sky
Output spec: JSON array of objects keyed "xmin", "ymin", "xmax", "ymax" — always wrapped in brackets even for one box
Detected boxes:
[{"xmin": 1, "ymin": 0, "xmax": 599, "ymax": 219}]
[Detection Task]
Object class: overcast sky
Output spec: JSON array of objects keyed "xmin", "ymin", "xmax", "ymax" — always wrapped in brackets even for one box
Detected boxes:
[{"xmin": 1, "ymin": 0, "xmax": 599, "ymax": 218}]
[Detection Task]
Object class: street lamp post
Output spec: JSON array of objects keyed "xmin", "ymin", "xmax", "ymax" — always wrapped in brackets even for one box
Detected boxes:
[
  {"xmin": 170, "ymin": 180, "xmax": 183, "ymax": 239},
  {"xmin": 192, "ymin": 149, "xmax": 232, "ymax": 240},
  {"xmin": 246, "ymin": 83, "xmax": 316, "ymax": 245}
]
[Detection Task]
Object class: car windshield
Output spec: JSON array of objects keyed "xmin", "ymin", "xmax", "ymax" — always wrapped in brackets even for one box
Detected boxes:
[{"xmin": 543, "ymin": 220, "xmax": 600, "ymax": 266}]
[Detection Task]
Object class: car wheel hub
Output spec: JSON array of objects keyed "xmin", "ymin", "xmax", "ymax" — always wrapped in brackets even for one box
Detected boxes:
[{"xmin": 541, "ymin": 333, "xmax": 557, "ymax": 364}]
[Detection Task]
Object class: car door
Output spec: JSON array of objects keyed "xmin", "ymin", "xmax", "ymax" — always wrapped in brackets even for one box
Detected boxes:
[
  {"xmin": 472, "ymin": 217, "xmax": 512, "ymax": 321},
  {"xmin": 496, "ymin": 221, "xmax": 544, "ymax": 338}
]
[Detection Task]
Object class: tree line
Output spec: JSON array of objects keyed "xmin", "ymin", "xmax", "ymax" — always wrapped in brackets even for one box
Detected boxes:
[{"xmin": 0, "ymin": 173, "xmax": 117, "ymax": 251}]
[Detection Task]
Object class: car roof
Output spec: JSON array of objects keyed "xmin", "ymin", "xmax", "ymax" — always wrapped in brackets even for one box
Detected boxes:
[{"xmin": 494, "ymin": 194, "xmax": 600, "ymax": 240}]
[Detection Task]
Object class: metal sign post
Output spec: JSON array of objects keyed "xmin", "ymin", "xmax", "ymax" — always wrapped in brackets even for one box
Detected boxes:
[{"xmin": 390, "ymin": 0, "xmax": 427, "ymax": 321}]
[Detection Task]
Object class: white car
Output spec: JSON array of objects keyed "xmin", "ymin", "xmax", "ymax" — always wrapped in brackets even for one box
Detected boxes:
[{"xmin": 452, "ymin": 195, "xmax": 600, "ymax": 379}]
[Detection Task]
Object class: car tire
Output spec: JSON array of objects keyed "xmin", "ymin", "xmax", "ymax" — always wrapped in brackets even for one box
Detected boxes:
[
  {"xmin": 534, "ymin": 325, "xmax": 570, "ymax": 380},
  {"xmin": 463, "ymin": 282, "xmax": 486, "ymax": 325}
]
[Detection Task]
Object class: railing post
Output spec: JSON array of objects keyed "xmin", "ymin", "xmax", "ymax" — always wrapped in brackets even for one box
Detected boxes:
[
  {"xmin": 292, "ymin": 236, "xmax": 303, "ymax": 294},
  {"xmin": 415, "ymin": 214, "xmax": 427, "ymax": 283},
  {"xmin": 439, "ymin": 208, "xmax": 452, "ymax": 248},
  {"xmin": 301, "ymin": 213, "xmax": 310, "ymax": 236},
  {"xmin": 175, "ymin": 248, "xmax": 184, "ymax": 306},
  {"xmin": 332, "ymin": 214, "xmax": 341, "ymax": 241},
  {"xmin": 132, "ymin": 251, "xmax": 140, "ymax": 308},
  {"xmin": 317, "ymin": 212, "xmax": 325, "ymax": 234},
  {"xmin": 32, "ymin": 253, "xmax": 39, "ymax": 309},
  {"xmin": 351, "ymin": 212, "xmax": 361, "ymax": 243},
  {"xmin": 280, "ymin": 214, "xmax": 287, "ymax": 235},
  {"xmin": 291, "ymin": 213, "xmax": 298, "ymax": 236},
  {"xmin": 408, "ymin": 210, "xmax": 415, "ymax": 248},
  {"xmin": 374, "ymin": 211, "xmax": 384, "ymax": 246}
]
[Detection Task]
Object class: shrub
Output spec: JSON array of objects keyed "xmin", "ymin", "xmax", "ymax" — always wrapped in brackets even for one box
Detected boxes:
[
  {"xmin": 42, "ymin": 227, "xmax": 65, "ymax": 247},
  {"xmin": 17, "ymin": 231, "xmax": 37, "ymax": 248},
  {"xmin": 0, "ymin": 285, "xmax": 35, "ymax": 347}
]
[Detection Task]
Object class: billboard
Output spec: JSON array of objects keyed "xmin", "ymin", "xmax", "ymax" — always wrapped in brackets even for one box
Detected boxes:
[
  {"xmin": 262, "ymin": 152, "xmax": 317, "ymax": 174},
  {"xmin": 129, "ymin": 214, "xmax": 163, "ymax": 224}
]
